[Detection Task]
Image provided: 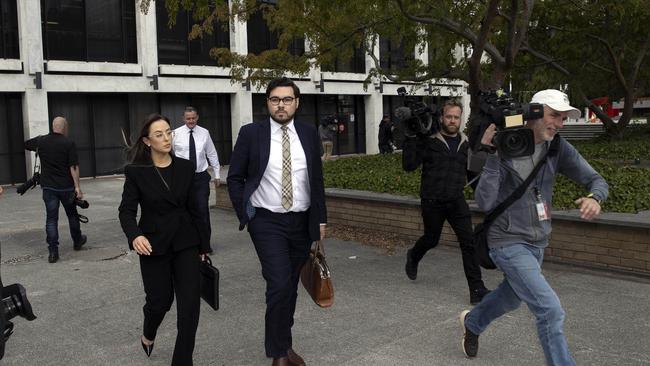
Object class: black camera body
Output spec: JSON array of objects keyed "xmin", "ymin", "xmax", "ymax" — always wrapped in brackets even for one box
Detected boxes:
[
  {"xmin": 394, "ymin": 87, "xmax": 438, "ymax": 138},
  {"xmin": 15, "ymin": 173, "xmax": 40, "ymax": 195},
  {"xmin": 74, "ymin": 197, "xmax": 90, "ymax": 209},
  {"xmin": 1, "ymin": 281, "xmax": 37, "ymax": 359},
  {"xmin": 469, "ymin": 90, "xmax": 544, "ymax": 158}
]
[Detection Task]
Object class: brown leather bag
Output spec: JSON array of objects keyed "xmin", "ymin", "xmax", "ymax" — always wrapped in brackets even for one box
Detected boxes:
[{"xmin": 300, "ymin": 241, "xmax": 334, "ymax": 308}]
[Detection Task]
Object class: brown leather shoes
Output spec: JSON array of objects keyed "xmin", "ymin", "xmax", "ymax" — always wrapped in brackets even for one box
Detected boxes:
[
  {"xmin": 287, "ymin": 348, "xmax": 306, "ymax": 366},
  {"xmin": 272, "ymin": 357, "xmax": 290, "ymax": 366}
]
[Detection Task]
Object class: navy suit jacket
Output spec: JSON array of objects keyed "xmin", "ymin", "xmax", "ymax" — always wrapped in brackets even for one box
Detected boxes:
[{"xmin": 227, "ymin": 119, "xmax": 327, "ymax": 241}]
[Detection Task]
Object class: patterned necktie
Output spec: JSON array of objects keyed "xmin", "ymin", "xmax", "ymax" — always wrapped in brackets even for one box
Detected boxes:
[
  {"xmin": 189, "ymin": 129, "xmax": 197, "ymax": 168},
  {"xmin": 281, "ymin": 125, "xmax": 293, "ymax": 210}
]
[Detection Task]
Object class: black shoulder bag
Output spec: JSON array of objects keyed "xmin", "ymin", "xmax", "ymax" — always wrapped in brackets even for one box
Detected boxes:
[{"xmin": 475, "ymin": 135, "xmax": 561, "ymax": 269}]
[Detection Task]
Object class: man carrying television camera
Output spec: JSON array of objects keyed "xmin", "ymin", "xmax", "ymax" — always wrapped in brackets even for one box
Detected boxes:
[
  {"xmin": 402, "ymin": 99, "xmax": 490, "ymax": 305},
  {"xmin": 24, "ymin": 116, "xmax": 87, "ymax": 263},
  {"xmin": 459, "ymin": 89, "xmax": 608, "ymax": 365}
]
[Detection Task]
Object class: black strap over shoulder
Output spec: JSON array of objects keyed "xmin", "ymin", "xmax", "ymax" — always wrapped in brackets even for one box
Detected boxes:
[{"xmin": 482, "ymin": 135, "xmax": 561, "ymax": 226}]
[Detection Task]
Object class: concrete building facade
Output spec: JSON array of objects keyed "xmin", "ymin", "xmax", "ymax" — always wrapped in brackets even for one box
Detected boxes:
[{"xmin": 0, "ymin": 0, "xmax": 469, "ymax": 184}]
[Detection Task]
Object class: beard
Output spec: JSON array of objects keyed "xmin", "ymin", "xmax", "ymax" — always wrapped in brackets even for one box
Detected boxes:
[
  {"xmin": 531, "ymin": 120, "xmax": 555, "ymax": 142},
  {"xmin": 441, "ymin": 123, "xmax": 458, "ymax": 135},
  {"xmin": 271, "ymin": 109, "xmax": 294, "ymax": 124}
]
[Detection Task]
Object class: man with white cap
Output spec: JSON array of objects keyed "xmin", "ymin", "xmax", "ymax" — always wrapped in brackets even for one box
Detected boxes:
[{"xmin": 459, "ymin": 89, "xmax": 609, "ymax": 365}]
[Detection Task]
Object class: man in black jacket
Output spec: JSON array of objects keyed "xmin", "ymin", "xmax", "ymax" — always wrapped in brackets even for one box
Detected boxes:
[
  {"xmin": 25, "ymin": 117, "xmax": 86, "ymax": 263},
  {"xmin": 402, "ymin": 99, "xmax": 489, "ymax": 305}
]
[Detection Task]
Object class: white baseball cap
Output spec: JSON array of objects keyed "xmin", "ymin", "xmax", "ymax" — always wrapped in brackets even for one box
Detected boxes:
[{"xmin": 531, "ymin": 89, "xmax": 581, "ymax": 119}]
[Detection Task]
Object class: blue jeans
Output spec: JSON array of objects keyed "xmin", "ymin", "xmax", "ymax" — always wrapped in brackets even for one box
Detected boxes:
[
  {"xmin": 465, "ymin": 243, "xmax": 576, "ymax": 366},
  {"xmin": 42, "ymin": 188, "xmax": 82, "ymax": 252}
]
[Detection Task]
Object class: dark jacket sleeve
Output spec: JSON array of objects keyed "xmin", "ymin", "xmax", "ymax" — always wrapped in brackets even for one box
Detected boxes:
[
  {"xmin": 227, "ymin": 125, "xmax": 251, "ymax": 222},
  {"xmin": 402, "ymin": 135, "xmax": 423, "ymax": 171},
  {"xmin": 24, "ymin": 136, "xmax": 40, "ymax": 152},
  {"xmin": 118, "ymin": 166, "xmax": 142, "ymax": 250},
  {"xmin": 186, "ymin": 168, "xmax": 212, "ymax": 254}
]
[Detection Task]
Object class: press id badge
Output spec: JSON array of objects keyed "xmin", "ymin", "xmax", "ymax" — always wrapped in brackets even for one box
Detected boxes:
[{"xmin": 534, "ymin": 188, "xmax": 550, "ymax": 221}]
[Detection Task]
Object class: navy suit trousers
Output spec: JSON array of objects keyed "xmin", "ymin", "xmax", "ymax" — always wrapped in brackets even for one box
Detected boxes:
[{"xmin": 247, "ymin": 208, "xmax": 311, "ymax": 358}]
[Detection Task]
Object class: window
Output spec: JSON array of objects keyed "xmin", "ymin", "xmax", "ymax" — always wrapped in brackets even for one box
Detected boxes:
[
  {"xmin": 157, "ymin": 2, "xmax": 230, "ymax": 66},
  {"xmin": 380, "ymin": 38, "xmax": 413, "ymax": 73},
  {"xmin": 41, "ymin": 0, "xmax": 137, "ymax": 63},
  {"xmin": 321, "ymin": 45, "xmax": 365, "ymax": 73},
  {"xmin": 0, "ymin": 0, "xmax": 19, "ymax": 59},
  {"xmin": 246, "ymin": 5, "xmax": 304, "ymax": 56},
  {"xmin": 0, "ymin": 93, "xmax": 26, "ymax": 184}
]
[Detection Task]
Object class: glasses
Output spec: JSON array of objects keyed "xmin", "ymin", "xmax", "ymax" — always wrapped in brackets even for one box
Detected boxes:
[
  {"xmin": 149, "ymin": 130, "xmax": 174, "ymax": 140},
  {"xmin": 268, "ymin": 96, "xmax": 295, "ymax": 106}
]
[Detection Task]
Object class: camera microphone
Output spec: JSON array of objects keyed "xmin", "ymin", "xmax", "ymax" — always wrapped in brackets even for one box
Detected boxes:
[{"xmin": 394, "ymin": 107, "xmax": 412, "ymax": 122}]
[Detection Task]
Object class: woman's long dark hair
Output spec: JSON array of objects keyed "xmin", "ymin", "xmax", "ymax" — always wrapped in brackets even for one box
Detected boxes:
[{"xmin": 125, "ymin": 113, "xmax": 172, "ymax": 165}]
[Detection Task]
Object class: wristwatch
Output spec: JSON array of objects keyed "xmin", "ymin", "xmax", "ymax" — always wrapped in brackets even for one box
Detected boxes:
[{"xmin": 586, "ymin": 193, "xmax": 602, "ymax": 204}]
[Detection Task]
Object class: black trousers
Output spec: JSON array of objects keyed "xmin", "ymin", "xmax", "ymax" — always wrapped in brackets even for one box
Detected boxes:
[
  {"xmin": 139, "ymin": 245, "xmax": 201, "ymax": 366},
  {"xmin": 248, "ymin": 208, "xmax": 311, "ymax": 358},
  {"xmin": 193, "ymin": 171, "xmax": 212, "ymax": 238},
  {"xmin": 410, "ymin": 197, "xmax": 484, "ymax": 290}
]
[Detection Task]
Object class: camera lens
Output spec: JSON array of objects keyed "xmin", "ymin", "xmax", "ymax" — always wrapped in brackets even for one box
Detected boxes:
[
  {"xmin": 1, "ymin": 285, "xmax": 36, "ymax": 322},
  {"xmin": 495, "ymin": 129, "xmax": 535, "ymax": 158}
]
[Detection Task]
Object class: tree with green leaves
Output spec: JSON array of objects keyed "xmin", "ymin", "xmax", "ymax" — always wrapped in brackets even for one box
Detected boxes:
[
  {"xmin": 147, "ymin": 0, "xmax": 648, "ymax": 137},
  {"xmin": 521, "ymin": 0, "xmax": 650, "ymax": 136},
  {"xmin": 150, "ymin": 1, "xmax": 539, "ymax": 119}
]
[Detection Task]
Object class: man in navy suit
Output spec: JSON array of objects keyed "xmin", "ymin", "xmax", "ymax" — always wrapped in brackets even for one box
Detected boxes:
[{"xmin": 227, "ymin": 77, "xmax": 327, "ymax": 366}]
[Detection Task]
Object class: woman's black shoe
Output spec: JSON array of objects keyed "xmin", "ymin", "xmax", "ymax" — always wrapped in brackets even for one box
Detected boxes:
[{"xmin": 141, "ymin": 338, "xmax": 154, "ymax": 357}]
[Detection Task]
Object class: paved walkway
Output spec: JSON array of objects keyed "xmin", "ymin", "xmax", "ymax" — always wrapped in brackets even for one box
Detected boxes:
[{"xmin": 0, "ymin": 178, "xmax": 649, "ymax": 365}]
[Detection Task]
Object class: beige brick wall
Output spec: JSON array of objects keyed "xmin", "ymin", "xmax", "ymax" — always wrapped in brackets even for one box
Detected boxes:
[{"xmin": 214, "ymin": 186, "xmax": 650, "ymax": 275}]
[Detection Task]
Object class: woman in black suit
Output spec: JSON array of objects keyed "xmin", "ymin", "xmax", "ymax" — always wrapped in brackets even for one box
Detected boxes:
[{"xmin": 118, "ymin": 114, "xmax": 211, "ymax": 366}]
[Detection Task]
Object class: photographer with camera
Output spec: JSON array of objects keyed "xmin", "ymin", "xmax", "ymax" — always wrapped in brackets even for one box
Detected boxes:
[
  {"xmin": 319, "ymin": 115, "xmax": 337, "ymax": 160},
  {"xmin": 24, "ymin": 117, "xmax": 87, "ymax": 263},
  {"xmin": 402, "ymin": 99, "xmax": 490, "ymax": 305},
  {"xmin": 378, "ymin": 115, "xmax": 394, "ymax": 154},
  {"xmin": 459, "ymin": 90, "xmax": 609, "ymax": 365}
]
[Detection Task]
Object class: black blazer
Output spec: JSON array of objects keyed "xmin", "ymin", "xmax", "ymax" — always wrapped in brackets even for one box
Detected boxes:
[
  {"xmin": 227, "ymin": 119, "xmax": 327, "ymax": 241},
  {"xmin": 118, "ymin": 156, "xmax": 211, "ymax": 255}
]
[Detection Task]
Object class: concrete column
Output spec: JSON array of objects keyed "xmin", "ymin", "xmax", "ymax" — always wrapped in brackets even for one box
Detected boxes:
[
  {"xmin": 365, "ymin": 93, "xmax": 383, "ymax": 155},
  {"xmin": 230, "ymin": 91, "xmax": 253, "ymax": 143},
  {"xmin": 17, "ymin": 0, "xmax": 44, "ymax": 76},
  {"xmin": 229, "ymin": 0, "xmax": 248, "ymax": 56},
  {"xmin": 228, "ymin": 1, "xmax": 251, "ymax": 144},
  {"xmin": 136, "ymin": 0, "xmax": 159, "ymax": 78},
  {"xmin": 18, "ymin": 0, "xmax": 48, "ymax": 174},
  {"xmin": 460, "ymin": 86, "xmax": 470, "ymax": 131},
  {"xmin": 364, "ymin": 35, "xmax": 382, "ymax": 155}
]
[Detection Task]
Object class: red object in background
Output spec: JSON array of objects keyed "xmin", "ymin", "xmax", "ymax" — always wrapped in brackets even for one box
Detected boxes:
[{"xmin": 589, "ymin": 96, "xmax": 620, "ymax": 121}]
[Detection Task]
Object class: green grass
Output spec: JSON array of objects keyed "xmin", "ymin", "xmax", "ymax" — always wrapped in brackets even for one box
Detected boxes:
[{"xmin": 323, "ymin": 132, "xmax": 650, "ymax": 213}]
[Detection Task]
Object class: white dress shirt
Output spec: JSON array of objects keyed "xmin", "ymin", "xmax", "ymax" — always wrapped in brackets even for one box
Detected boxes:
[
  {"xmin": 250, "ymin": 119, "xmax": 310, "ymax": 213},
  {"xmin": 173, "ymin": 124, "xmax": 220, "ymax": 180}
]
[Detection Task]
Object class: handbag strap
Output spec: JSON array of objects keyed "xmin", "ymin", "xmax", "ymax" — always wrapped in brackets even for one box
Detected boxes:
[
  {"xmin": 483, "ymin": 135, "xmax": 561, "ymax": 226},
  {"xmin": 314, "ymin": 240, "xmax": 324, "ymax": 255}
]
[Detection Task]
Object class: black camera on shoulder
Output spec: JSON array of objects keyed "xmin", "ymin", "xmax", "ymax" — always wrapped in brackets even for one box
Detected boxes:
[
  {"xmin": 393, "ymin": 86, "xmax": 438, "ymax": 138},
  {"xmin": 469, "ymin": 90, "xmax": 544, "ymax": 158},
  {"xmin": 15, "ymin": 172, "xmax": 40, "ymax": 196}
]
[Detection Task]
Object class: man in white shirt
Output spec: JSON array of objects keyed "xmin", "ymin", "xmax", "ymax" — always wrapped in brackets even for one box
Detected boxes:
[
  {"xmin": 173, "ymin": 106, "xmax": 220, "ymax": 238},
  {"xmin": 227, "ymin": 77, "xmax": 327, "ymax": 366}
]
